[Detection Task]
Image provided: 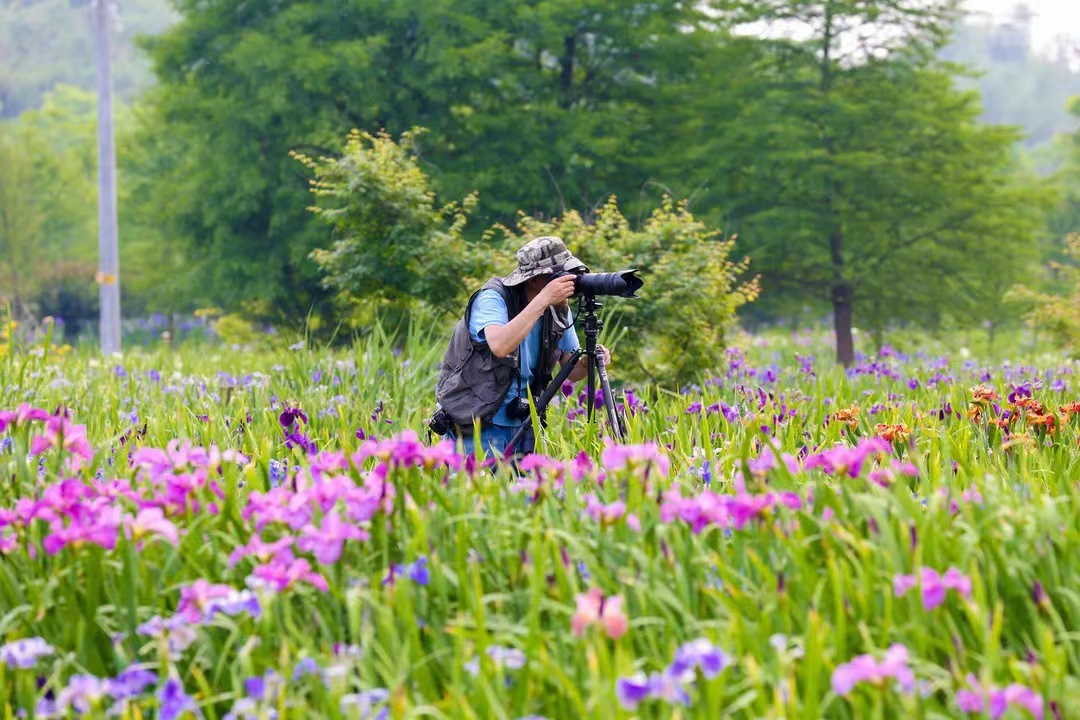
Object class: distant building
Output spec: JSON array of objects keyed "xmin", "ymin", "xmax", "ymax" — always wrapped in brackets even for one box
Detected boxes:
[{"xmin": 988, "ymin": 3, "xmax": 1034, "ymax": 63}]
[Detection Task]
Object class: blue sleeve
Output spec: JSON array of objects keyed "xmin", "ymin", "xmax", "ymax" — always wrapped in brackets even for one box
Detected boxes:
[
  {"xmin": 469, "ymin": 289, "xmax": 508, "ymax": 343},
  {"xmin": 558, "ymin": 308, "xmax": 581, "ymax": 352}
]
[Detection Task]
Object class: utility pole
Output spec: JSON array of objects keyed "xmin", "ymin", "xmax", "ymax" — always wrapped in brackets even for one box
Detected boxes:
[{"xmin": 93, "ymin": 0, "xmax": 122, "ymax": 355}]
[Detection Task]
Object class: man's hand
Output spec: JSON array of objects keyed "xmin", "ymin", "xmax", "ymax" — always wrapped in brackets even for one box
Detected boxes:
[
  {"xmin": 595, "ymin": 344, "xmax": 611, "ymax": 368},
  {"xmin": 536, "ymin": 275, "xmax": 576, "ymax": 309},
  {"xmin": 574, "ymin": 344, "xmax": 612, "ymax": 367},
  {"xmin": 565, "ymin": 344, "xmax": 611, "ymax": 382}
]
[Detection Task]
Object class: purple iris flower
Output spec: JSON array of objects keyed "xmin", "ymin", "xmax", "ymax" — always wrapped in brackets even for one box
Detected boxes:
[
  {"xmin": 385, "ymin": 556, "xmax": 430, "ymax": 587},
  {"xmin": 0, "ymin": 637, "xmax": 53, "ymax": 668},
  {"xmin": 158, "ymin": 677, "xmax": 199, "ymax": 720},
  {"xmin": 616, "ymin": 674, "xmax": 654, "ymax": 710},
  {"xmin": 268, "ymin": 460, "xmax": 287, "ymax": 487},
  {"xmin": 668, "ymin": 639, "xmax": 730, "ymax": 681},
  {"xmin": 615, "ymin": 671, "xmax": 691, "ymax": 710},
  {"xmin": 407, "ymin": 556, "xmax": 430, "ymax": 586},
  {"xmin": 293, "ymin": 657, "xmax": 321, "ymax": 681},
  {"xmin": 278, "ymin": 408, "xmax": 308, "ymax": 428},
  {"xmin": 1007, "ymin": 382, "xmax": 1033, "ymax": 404},
  {"xmin": 106, "ymin": 666, "xmax": 157, "ymax": 700},
  {"xmin": 340, "ymin": 689, "xmax": 390, "ymax": 720},
  {"xmin": 57, "ymin": 674, "xmax": 109, "ymax": 713}
]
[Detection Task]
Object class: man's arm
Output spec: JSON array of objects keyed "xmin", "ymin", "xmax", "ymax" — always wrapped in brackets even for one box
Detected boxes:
[
  {"xmin": 484, "ymin": 276, "xmax": 576, "ymax": 358},
  {"xmin": 484, "ymin": 302, "xmax": 546, "ymax": 358}
]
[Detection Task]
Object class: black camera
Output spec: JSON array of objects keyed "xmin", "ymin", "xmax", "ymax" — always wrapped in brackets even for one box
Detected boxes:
[
  {"xmin": 428, "ymin": 408, "xmax": 453, "ymax": 436},
  {"xmin": 506, "ymin": 396, "xmax": 533, "ymax": 421},
  {"xmin": 556, "ymin": 268, "xmax": 643, "ymax": 298}
]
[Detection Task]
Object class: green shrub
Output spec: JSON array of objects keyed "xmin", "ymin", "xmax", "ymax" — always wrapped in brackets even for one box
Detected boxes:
[
  {"xmin": 295, "ymin": 130, "xmax": 493, "ymax": 319},
  {"xmin": 494, "ymin": 196, "xmax": 759, "ymax": 385}
]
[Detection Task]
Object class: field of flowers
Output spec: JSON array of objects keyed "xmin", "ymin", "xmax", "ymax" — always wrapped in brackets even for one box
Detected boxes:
[{"xmin": 0, "ymin": 326, "xmax": 1077, "ymax": 718}]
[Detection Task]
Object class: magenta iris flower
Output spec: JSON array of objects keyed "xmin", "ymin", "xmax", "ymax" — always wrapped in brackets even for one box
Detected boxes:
[
  {"xmin": 805, "ymin": 437, "xmax": 891, "ymax": 478},
  {"xmin": 248, "ymin": 556, "xmax": 328, "ymax": 592},
  {"xmin": 43, "ymin": 504, "xmax": 123, "ymax": 555},
  {"xmin": 29, "ymin": 415, "xmax": 94, "ymax": 468},
  {"xmin": 0, "ymin": 404, "xmax": 50, "ymax": 432},
  {"xmin": 832, "ymin": 644, "xmax": 915, "ymax": 696},
  {"xmin": 601, "ymin": 443, "xmax": 670, "ymax": 477},
  {"xmin": 228, "ymin": 536, "xmax": 294, "ymax": 567},
  {"xmin": 297, "ymin": 511, "xmax": 368, "ymax": 564},
  {"xmin": 124, "ymin": 507, "xmax": 179, "ymax": 545},
  {"xmin": 894, "ymin": 567, "xmax": 972, "ymax": 610},
  {"xmin": 956, "ymin": 674, "xmax": 1044, "ymax": 719}
]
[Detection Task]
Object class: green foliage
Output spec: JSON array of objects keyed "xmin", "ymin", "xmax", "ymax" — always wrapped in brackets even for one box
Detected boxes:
[
  {"xmin": 1009, "ymin": 234, "xmax": 1080, "ymax": 357},
  {"xmin": 495, "ymin": 196, "xmax": 760, "ymax": 384},
  {"xmin": 297, "ymin": 129, "xmax": 487, "ymax": 320},
  {"xmin": 211, "ymin": 313, "xmax": 269, "ymax": 349},
  {"xmin": 0, "ymin": 86, "xmax": 99, "ymax": 330}
]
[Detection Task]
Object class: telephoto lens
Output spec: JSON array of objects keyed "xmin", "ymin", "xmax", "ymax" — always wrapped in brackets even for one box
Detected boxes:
[{"xmin": 573, "ymin": 269, "xmax": 643, "ymax": 298}]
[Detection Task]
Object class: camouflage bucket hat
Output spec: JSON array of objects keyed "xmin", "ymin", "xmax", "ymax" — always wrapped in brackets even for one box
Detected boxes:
[{"xmin": 503, "ymin": 236, "xmax": 588, "ymax": 287}]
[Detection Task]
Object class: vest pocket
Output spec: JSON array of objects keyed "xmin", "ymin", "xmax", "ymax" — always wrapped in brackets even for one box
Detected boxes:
[{"xmin": 461, "ymin": 348, "xmax": 516, "ymax": 406}]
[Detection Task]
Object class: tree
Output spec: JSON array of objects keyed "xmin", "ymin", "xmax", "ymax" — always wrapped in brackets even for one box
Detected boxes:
[
  {"xmin": 132, "ymin": 0, "xmax": 717, "ymax": 325},
  {"xmin": 0, "ymin": 122, "xmax": 46, "ymax": 311},
  {"xmin": 0, "ymin": 86, "xmax": 99, "ymax": 329},
  {"xmin": 697, "ymin": 0, "xmax": 1047, "ymax": 364},
  {"xmin": 296, "ymin": 129, "xmax": 488, "ymax": 321}
]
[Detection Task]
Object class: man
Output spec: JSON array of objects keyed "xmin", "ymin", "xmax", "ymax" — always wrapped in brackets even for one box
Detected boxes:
[{"xmin": 433, "ymin": 236, "xmax": 610, "ymax": 457}]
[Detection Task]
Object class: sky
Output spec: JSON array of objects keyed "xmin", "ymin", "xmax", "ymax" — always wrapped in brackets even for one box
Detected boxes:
[{"xmin": 964, "ymin": 0, "xmax": 1080, "ymax": 52}]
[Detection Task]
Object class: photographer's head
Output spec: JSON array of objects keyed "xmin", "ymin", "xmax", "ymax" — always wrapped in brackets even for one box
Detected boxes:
[{"xmin": 504, "ymin": 236, "xmax": 589, "ymax": 291}]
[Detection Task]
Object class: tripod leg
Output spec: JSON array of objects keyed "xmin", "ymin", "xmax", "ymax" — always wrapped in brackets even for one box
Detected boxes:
[
  {"xmin": 586, "ymin": 344, "xmax": 597, "ymax": 422},
  {"xmin": 595, "ymin": 350, "xmax": 625, "ymax": 442}
]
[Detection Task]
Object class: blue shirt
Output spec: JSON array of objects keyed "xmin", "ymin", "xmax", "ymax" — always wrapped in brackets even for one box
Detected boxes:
[{"xmin": 470, "ymin": 289, "xmax": 580, "ymax": 427}]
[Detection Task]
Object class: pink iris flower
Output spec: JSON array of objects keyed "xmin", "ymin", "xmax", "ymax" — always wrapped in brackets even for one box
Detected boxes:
[
  {"xmin": 177, "ymin": 580, "xmax": 235, "ymax": 623},
  {"xmin": 124, "ymin": 507, "xmax": 179, "ymax": 546},
  {"xmin": 572, "ymin": 587, "xmax": 628, "ymax": 639},
  {"xmin": 0, "ymin": 404, "xmax": 49, "ymax": 432},
  {"xmin": 29, "ymin": 416, "xmax": 94, "ymax": 468}
]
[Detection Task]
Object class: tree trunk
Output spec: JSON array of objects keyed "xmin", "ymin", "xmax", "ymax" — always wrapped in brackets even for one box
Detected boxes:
[
  {"xmin": 833, "ymin": 282, "xmax": 854, "ymax": 367},
  {"xmin": 560, "ymin": 35, "xmax": 575, "ymax": 109},
  {"xmin": 830, "ymin": 226, "xmax": 854, "ymax": 366}
]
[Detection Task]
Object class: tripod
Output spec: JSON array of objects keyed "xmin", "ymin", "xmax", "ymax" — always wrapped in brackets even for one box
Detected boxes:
[{"xmin": 506, "ymin": 293, "xmax": 626, "ymax": 454}]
